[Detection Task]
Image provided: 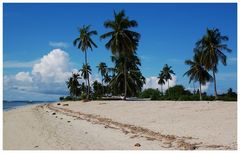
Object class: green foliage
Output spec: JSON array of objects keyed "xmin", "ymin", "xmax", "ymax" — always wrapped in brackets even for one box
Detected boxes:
[
  {"xmin": 63, "ymin": 96, "xmax": 74, "ymax": 101},
  {"xmin": 66, "ymin": 73, "xmax": 81, "ymax": 98},
  {"xmin": 59, "ymin": 97, "xmax": 64, "ymax": 101},
  {"xmin": 139, "ymin": 88, "xmax": 161, "ymax": 100},
  {"xmin": 101, "ymin": 10, "xmax": 141, "ymax": 99},
  {"xmin": 80, "ymin": 93, "xmax": 87, "ymax": 100},
  {"xmin": 92, "ymin": 81, "xmax": 104, "ymax": 99},
  {"xmin": 217, "ymin": 88, "xmax": 237, "ymax": 101},
  {"xmin": 165, "ymin": 85, "xmax": 191, "ymax": 97}
]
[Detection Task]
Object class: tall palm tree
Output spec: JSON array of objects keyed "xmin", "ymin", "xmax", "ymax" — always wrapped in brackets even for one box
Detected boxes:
[
  {"xmin": 66, "ymin": 73, "xmax": 81, "ymax": 99},
  {"xmin": 157, "ymin": 73, "xmax": 165, "ymax": 93},
  {"xmin": 97, "ymin": 62, "xmax": 107, "ymax": 85},
  {"xmin": 109, "ymin": 53, "xmax": 145, "ymax": 97},
  {"xmin": 161, "ymin": 64, "xmax": 175, "ymax": 90},
  {"xmin": 196, "ymin": 28, "xmax": 231, "ymax": 99},
  {"xmin": 73, "ymin": 25, "xmax": 97, "ymax": 99},
  {"xmin": 79, "ymin": 63, "xmax": 92, "ymax": 99},
  {"xmin": 184, "ymin": 51, "xmax": 213, "ymax": 100},
  {"xmin": 100, "ymin": 10, "xmax": 140, "ymax": 100}
]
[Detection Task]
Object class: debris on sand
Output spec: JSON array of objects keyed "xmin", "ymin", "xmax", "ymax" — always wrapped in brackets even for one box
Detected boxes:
[
  {"xmin": 52, "ymin": 113, "xmax": 56, "ymax": 115},
  {"xmin": 57, "ymin": 103, "xmax": 61, "ymax": 105},
  {"xmin": 134, "ymin": 143, "xmax": 141, "ymax": 147},
  {"xmin": 130, "ymin": 135, "xmax": 138, "ymax": 139},
  {"xmin": 63, "ymin": 104, "xmax": 69, "ymax": 106}
]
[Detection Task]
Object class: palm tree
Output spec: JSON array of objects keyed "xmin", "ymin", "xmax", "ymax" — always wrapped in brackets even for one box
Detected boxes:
[
  {"xmin": 73, "ymin": 25, "xmax": 97, "ymax": 99},
  {"xmin": 157, "ymin": 73, "xmax": 165, "ymax": 93},
  {"xmin": 79, "ymin": 63, "xmax": 92, "ymax": 99},
  {"xmin": 100, "ymin": 10, "xmax": 140, "ymax": 100},
  {"xmin": 196, "ymin": 28, "xmax": 231, "ymax": 99},
  {"xmin": 109, "ymin": 53, "xmax": 145, "ymax": 97},
  {"xmin": 161, "ymin": 64, "xmax": 175, "ymax": 90},
  {"xmin": 97, "ymin": 62, "xmax": 107, "ymax": 85},
  {"xmin": 184, "ymin": 51, "xmax": 213, "ymax": 100},
  {"xmin": 66, "ymin": 73, "xmax": 81, "ymax": 99},
  {"xmin": 103, "ymin": 72, "xmax": 111, "ymax": 84}
]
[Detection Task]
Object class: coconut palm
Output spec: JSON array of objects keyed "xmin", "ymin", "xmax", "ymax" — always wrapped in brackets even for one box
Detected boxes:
[
  {"xmin": 109, "ymin": 53, "xmax": 145, "ymax": 97},
  {"xmin": 100, "ymin": 10, "xmax": 140, "ymax": 100},
  {"xmin": 97, "ymin": 62, "xmax": 107, "ymax": 85},
  {"xmin": 66, "ymin": 73, "xmax": 81, "ymax": 99},
  {"xmin": 79, "ymin": 63, "xmax": 92, "ymax": 99},
  {"xmin": 184, "ymin": 51, "xmax": 213, "ymax": 100},
  {"xmin": 157, "ymin": 73, "xmax": 165, "ymax": 93},
  {"xmin": 196, "ymin": 28, "xmax": 231, "ymax": 99},
  {"xmin": 73, "ymin": 25, "xmax": 97, "ymax": 99},
  {"xmin": 161, "ymin": 64, "xmax": 175, "ymax": 90}
]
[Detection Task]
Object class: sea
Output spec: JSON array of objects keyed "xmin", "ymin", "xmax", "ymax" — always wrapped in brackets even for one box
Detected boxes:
[{"xmin": 3, "ymin": 100, "xmax": 56, "ymax": 111}]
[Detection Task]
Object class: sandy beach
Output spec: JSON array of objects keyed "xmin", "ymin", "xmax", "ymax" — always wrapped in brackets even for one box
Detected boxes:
[{"xmin": 3, "ymin": 101, "xmax": 237, "ymax": 150}]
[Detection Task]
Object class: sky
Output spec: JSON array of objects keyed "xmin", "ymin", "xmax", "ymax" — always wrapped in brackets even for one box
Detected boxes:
[{"xmin": 3, "ymin": 3, "xmax": 237, "ymax": 101}]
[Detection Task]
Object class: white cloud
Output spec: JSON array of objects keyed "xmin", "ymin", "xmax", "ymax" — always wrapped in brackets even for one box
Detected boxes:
[
  {"xmin": 201, "ymin": 82, "xmax": 210, "ymax": 92},
  {"xmin": 4, "ymin": 60, "xmax": 39, "ymax": 68},
  {"xmin": 143, "ymin": 75, "xmax": 177, "ymax": 92},
  {"xmin": 4, "ymin": 49, "xmax": 73, "ymax": 99},
  {"xmin": 49, "ymin": 41, "xmax": 68, "ymax": 48},
  {"xmin": 186, "ymin": 82, "xmax": 210, "ymax": 93},
  {"xmin": 3, "ymin": 48, "xmax": 101, "ymax": 100},
  {"xmin": 32, "ymin": 49, "xmax": 71, "ymax": 83},
  {"xmin": 15, "ymin": 72, "xmax": 33, "ymax": 83}
]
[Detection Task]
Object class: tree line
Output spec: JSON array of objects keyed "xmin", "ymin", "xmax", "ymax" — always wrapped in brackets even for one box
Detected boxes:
[{"xmin": 64, "ymin": 10, "xmax": 234, "ymax": 101}]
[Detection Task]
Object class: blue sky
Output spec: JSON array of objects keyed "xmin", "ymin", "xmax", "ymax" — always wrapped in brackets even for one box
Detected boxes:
[{"xmin": 3, "ymin": 3, "xmax": 237, "ymax": 101}]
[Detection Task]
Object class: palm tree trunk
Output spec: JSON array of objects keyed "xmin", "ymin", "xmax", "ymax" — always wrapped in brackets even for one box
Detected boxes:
[
  {"xmin": 85, "ymin": 80, "xmax": 87, "ymax": 97},
  {"xmin": 87, "ymin": 75, "xmax": 90, "ymax": 100},
  {"xmin": 212, "ymin": 71, "xmax": 218, "ymax": 99},
  {"xmin": 161, "ymin": 85, "xmax": 163, "ymax": 93},
  {"xmin": 84, "ymin": 51, "xmax": 90, "ymax": 100},
  {"xmin": 85, "ymin": 51, "xmax": 88, "ymax": 64},
  {"xmin": 123, "ymin": 57, "xmax": 127, "ymax": 100},
  {"xmin": 199, "ymin": 82, "xmax": 202, "ymax": 101}
]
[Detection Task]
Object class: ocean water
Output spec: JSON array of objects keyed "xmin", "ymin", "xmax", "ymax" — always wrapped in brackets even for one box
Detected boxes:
[{"xmin": 3, "ymin": 100, "xmax": 56, "ymax": 111}]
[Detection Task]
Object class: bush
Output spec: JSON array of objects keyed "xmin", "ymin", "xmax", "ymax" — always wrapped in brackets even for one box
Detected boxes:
[
  {"xmin": 80, "ymin": 93, "xmax": 87, "ymax": 100},
  {"xmin": 139, "ymin": 88, "xmax": 161, "ymax": 100},
  {"xmin": 165, "ymin": 85, "xmax": 191, "ymax": 97},
  {"xmin": 64, "ymin": 96, "xmax": 73, "ymax": 101},
  {"xmin": 59, "ymin": 97, "xmax": 64, "ymax": 101}
]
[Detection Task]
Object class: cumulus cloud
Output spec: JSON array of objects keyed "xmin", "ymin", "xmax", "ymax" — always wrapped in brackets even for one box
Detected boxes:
[
  {"xmin": 49, "ymin": 41, "xmax": 69, "ymax": 48},
  {"xmin": 3, "ymin": 49, "xmax": 101, "ymax": 100},
  {"xmin": 143, "ymin": 75, "xmax": 177, "ymax": 92},
  {"xmin": 15, "ymin": 72, "xmax": 33, "ymax": 82},
  {"xmin": 32, "ymin": 49, "xmax": 72, "ymax": 83},
  {"xmin": 4, "ymin": 49, "xmax": 72, "ymax": 98},
  {"xmin": 201, "ymin": 82, "xmax": 210, "ymax": 92}
]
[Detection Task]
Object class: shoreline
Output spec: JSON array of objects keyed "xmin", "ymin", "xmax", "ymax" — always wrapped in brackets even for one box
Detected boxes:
[{"xmin": 3, "ymin": 100, "xmax": 237, "ymax": 150}]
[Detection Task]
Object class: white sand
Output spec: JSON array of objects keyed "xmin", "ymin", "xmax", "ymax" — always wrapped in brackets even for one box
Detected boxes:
[{"xmin": 3, "ymin": 101, "xmax": 237, "ymax": 150}]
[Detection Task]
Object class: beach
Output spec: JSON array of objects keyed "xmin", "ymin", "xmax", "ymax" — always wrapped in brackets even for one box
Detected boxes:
[{"xmin": 3, "ymin": 101, "xmax": 237, "ymax": 150}]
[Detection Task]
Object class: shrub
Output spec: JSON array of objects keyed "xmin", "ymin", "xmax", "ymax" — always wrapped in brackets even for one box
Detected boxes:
[
  {"xmin": 139, "ymin": 88, "xmax": 161, "ymax": 100},
  {"xmin": 165, "ymin": 85, "xmax": 191, "ymax": 97},
  {"xmin": 80, "ymin": 93, "xmax": 87, "ymax": 100},
  {"xmin": 59, "ymin": 97, "xmax": 64, "ymax": 101},
  {"xmin": 64, "ymin": 96, "xmax": 73, "ymax": 101}
]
